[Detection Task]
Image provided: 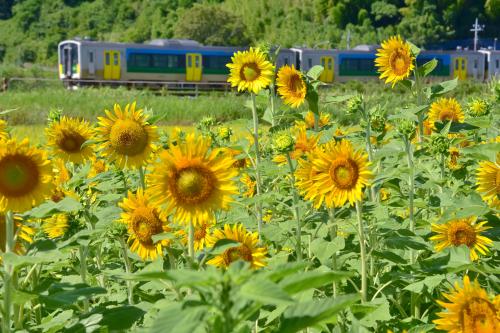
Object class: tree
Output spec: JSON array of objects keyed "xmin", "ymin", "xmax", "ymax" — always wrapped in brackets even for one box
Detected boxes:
[{"xmin": 174, "ymin": 4, "xmax": 251, "ymax": 46}]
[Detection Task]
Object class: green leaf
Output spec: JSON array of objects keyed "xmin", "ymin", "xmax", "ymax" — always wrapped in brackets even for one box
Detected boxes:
[
  {"xmin": 434, "ymin": 121, "xmax": 479, "ymax": 133},
  {"xmin": 305, "ymin": 88, "xmax": 319, "ymax": 115},
  {"xmin": 407, "ymin": 41, "xmax": 421, "ymax": 57},
  {"xmin": 279, "ymin": 294, "xmax": 359, "ymax": 333},
  {"xmin": 324, "ymin": 94, "xmax": 355, "ymax": 104},
  {"xmin": 239, "ymin": 279, "xmax": 294, "ymax": 305},
  {"xmin": 262, "ymin": 107, "xmax": 274, "ymax": 125},
  {"xmin": 404, "ymin": 275, "xmax": 445, "ymax": 293},
  {"xmin": 306, "ymin": 65, "xmax": 324, "ymax": 80},
  {"xmin": 310, "ymin": 237, "xmax": 345, "ymax": 264},
  {"xmin": 419, "ymin": 58, "xmax": 437, "ymax": 77},
  {"xmin": 209, "ymin": 239, "xmax": 240, "ymax": 255},
  {"xmin": 28, "ymin": 197, "xmax": 82, "ymax": 218},
  {"xmin": 427, "ymin": 78, "xmax": 458, "ymax": 99},
  {"xmin": 147, "ymin": 303, "xmax": 206, "ymax": 333},
  {"xmin": 280, "ymin": 270, "xmax": 353, "ymax": 294},
  {"xmin": 372, "ymin": 250, "xmax": 406, "ymax": 264},
  {"xmin": 99, "ymin": 306, "xmax": 145, "ymax": 330},
  {"xmin": 41, "ymin": 283, "xmax": 106, "ymax": 309}
]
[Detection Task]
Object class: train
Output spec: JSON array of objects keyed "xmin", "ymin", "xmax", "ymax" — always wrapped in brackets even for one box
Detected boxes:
[{"xmin": 58, "ymin": 38, "xmax": 500, "ymax": 88}]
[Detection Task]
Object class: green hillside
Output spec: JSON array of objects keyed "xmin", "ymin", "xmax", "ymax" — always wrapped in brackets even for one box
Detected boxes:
[{"xmin": 0, "ymin": 0, "xmax": 498, "ymax": 65}]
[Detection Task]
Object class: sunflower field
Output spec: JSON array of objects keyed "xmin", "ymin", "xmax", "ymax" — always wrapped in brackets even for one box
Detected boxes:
[{"xmin": 0, "ymin": 37, "xmax": 499, "ymax": 333}]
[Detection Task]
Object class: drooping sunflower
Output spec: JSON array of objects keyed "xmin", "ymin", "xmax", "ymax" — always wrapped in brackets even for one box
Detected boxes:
[
  {"xmin": 476, "ymin": 159, "xmax": 500, "ymax": 209},
  {"xmin": 46, "ymin": 116, "xmax": 95, "ymax": 163},
  {"xmin": 302, "ymin": 111, "xmax": 331, "ymax": 129},
  {"xmin": 0, "ymin": 138, "xmax": 53, "ymax": 212},
  {"xmin": 375, "ymin": 35, "xmax": 415, "ymax": 87},
  {"xmin": 177, "ymin": 219, "xmax": 214, "ymax": 251},
  {"xmin": 240, "ymin": 173, "xmax": 256, "ymax": 198},
  {"xmin": 148, "ymin": 134, "xmax": 238, "ymax": 226},
  {"xmin": 120, "ymin": 189, "xmax": 172, "ymax": 260},
  {"xmin": 206, "ymin": 223, "xmax": 267, "ymax": 269},
  {"xmin": 448, "ymin": 147, "xmax": 462, "ymax": 171},
  {"xmin": 43, "ymin": 213, "xmax": 70, "ymax": 239},
  {"xmin": 428, "ymin": 97, "xmax": 465, "ymax": 129},
  {"xmin": 227, "ymin": 47, "xmax": 274, "ymax": 94},
  {"xmin": 273, "ymin": 124, "xmax": 321, "ymax": 165},
  {"xmin": 276, "ymin": 65, "xmax": 307, "ymax": 108},
  {"xmin": 0, "ymin": 119, "xmax": 8, "ymax": 140},
  {"xmin": 0, "ymin": 213, "xmax": 35, "ymax": 254},
  {"xmin": 297, "ymin": 140, "xmax": 373, "ymax": 208},
  {"xmin": 434, "ymin": 275, "xmax": 500, "ymax": 332},
  {"xmin": 430, "ymin": 216, "xmax": 492, "ymax": 261},
  {"xmin": 96, "ymin": 102, "xmax": 158, "ymax": 169}
]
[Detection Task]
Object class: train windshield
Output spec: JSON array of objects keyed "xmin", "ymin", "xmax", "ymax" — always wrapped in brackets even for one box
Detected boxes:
[{"xmin": 59, "ymin": 43, "xmax": 78, "ymax": 77}]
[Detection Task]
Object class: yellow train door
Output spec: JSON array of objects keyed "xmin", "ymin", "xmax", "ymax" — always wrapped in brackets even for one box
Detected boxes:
[
  {"xmin": 186, "ymin": 53, "xmax": 202, "ymax": 81},
  {"xmin": 319, "ymin": 56, "xmax": 334, "ymax": 83},
  {"xmin": 454, "ymin": 57, "xmax": 467, "ymax": 80},
  {"xmin": 104, "ymin": 50, "xmax": 121, "ymax": 80}
]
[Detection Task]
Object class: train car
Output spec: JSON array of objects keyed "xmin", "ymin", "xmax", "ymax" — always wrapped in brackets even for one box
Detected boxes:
[
  {"xmin": 290, "ymin": 48, "xmax": 337, "ymax": 83},
  {"xmin": 479, "ymin": 49, "xmax": 500, "ymax": 79},
  {"xmin": 58, "ymin": 39, "xmax": 243, "ymax": 86}
]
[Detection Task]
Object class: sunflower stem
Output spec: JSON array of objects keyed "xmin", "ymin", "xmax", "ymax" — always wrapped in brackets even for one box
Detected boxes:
[
  {"xmin": 362, "ymin": 103, "xmax": 376, "ymax": 202},
  {"xmin": 78, "ymin": 245, "xmax": 90, "ymax": 312},
  {"xmin": 138, "ymin": 166, "xmax": 146, "ymax": 189},
  {"xmin": 286, "ymin": 152, "xmax": 302, "ymax": 261},
  {"xmin": 355, "ymin": 201, "xmax": 367, "ymax": 303},
  {"xmin": 250, "ymin": 93, "xmax": 264, "ymax": 240},
  {"xmin": 403, "ymin": 137, "xmax": 415, "ymax": 263},
  {"xmin": 414, "ymin": 66, "xmax": 425, "ymax": 143},
  {"xmin": 328, "ymin": 208, "xmax": 338, "ymax": 297},
  {"xmin": 439, "ymin": 153, "xmax": 446, "ymax": 214},
  {"xmin": 313, "ymin": 113, "xmax": 319, "ymax": 131},
  {"xmin": 118, "ymin": 237, "xmax": 134, "ymax": 305},
  {"xmin": 188, "ymin": 220, "xmax": 195, "ymax": 261},
  {"xmin": 2, "ymin": 210, "xmax": 14, "ymax": 333},
  {"xmin": 269, "ymin": 88, "xmax": 276, "ymax": 128}
]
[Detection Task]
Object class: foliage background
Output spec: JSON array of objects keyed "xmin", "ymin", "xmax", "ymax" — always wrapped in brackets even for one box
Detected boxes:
[{"xmin": 0, "ymin": 0, "xmax": 499, "ymax": 64}]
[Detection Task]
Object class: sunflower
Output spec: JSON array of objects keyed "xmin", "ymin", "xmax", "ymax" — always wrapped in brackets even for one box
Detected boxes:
[
  {"xmin": 476, "ymin": 159, "xmax": 500, "ymax": 209},
  {"xmin": 46, "ymin": 116, "xmax": 95, "ymax": 163},
  {"xmin": 96, "ymin": 102, "xmax": 158, "ymax": 169},
  {"xmin": 0, "ymin": 213, "xmax": 35, "ymax": 254},
  {"xmin": 379, "ymin": 188, "xmax": 390, "ymax": 201},
  {"xmin": 468, "ymin": 99, "xmax": 490, "ymax": 117},
  {"xmin": 302, "ymin": 111, "xmax": 330, "ymax": 129},
  {"xmin": 227, "ymin": 47, "xmax": 274, "ymax": 94},
  {"xmin": 226, "ymin": 148, "xmax": 251, "ymax": 169},
  {"xmin": 430, "ymin": 216, "xmax": 492, "ymax": 261},
  {"xmin": 276, "ymin": 65, "xmax": 307, "ymax": 108},
  {"xmin": 120, "ymin": 189, "xmax": 171, "ymax": 260},
  {"xmin": 0, "ymin": 138, "xmax": 53, "ymax": 212},
  {"xmin": 273, "ymin": 125, "xmax": 321, "ymax": 166},
  {"xmin": 428, "ymin": 97, "xmax": 465, "ymax": 129},
  {"xmin": 87, "ymin": 156, "xmax": 108, "ymax": 179},
  {"xmin": 53, "ymin": 158, "xmax": 71, "ymax": 186},
  {"xmin": 206, "ymin": 223, "xmax": 267, "ymax": 269},
  {"xmin": 296, "ymin": 140, "xmax": 373, "ymax": 208},
  {"xmin": 448, "ymin": 147, "xmax": 462, "ymax": 171},
  {"xmin": 177, "ymin": 219, "xmax": 214, "ymax": 251},
  {"xmin": 43, "ymin": 213, "xmax": 70, "ymax": 239},
  {"xmin": 434, "ymin": 275, "xmax": 500, "ymax": 332},
  {"xmin": 240, "ymin": 173, "xmax": 256, "ymax": 198},
  {"xmin": 295, "ymin": 152, "xmax": 323, "ymax": 208},
  {"xmin": 148, "ymin": 134, "xmax": 238, "ymax": 226},
  {"xmin": 0, "ymin": 119, "xmax": 8, "ymax": 140},
  {"xmin": 375, "ymin": 35, "xmax": 415, "ymax": 87}
]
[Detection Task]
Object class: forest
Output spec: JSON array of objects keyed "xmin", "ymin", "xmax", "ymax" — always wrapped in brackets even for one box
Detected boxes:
[{"xmin": 0, "ymin": 0, "xmax": 498, "ymax": 65}]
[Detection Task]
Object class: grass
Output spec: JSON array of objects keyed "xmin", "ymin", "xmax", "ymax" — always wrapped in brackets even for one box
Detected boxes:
[{"xmin": 0, "ymin": 77, "xmax": 492, "ymax": 127}]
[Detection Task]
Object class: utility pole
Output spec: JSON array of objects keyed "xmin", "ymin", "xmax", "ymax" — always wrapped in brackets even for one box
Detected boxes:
[
  {"xmin": 470, "ymin": 18, "xmax": 484, "ymax": 51},
  {"xmin": 346, "ymin": 29, "xmax": 351, "ymax": 50}
]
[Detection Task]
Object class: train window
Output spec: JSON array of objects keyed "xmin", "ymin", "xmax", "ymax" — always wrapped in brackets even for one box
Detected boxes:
[
  {"xmin": 496, "ymin": 60, "xmax": 499, "ymax": 68},
  {"xmin": 152, "ymin": 54, "xmax": 168, "ymax": 68},
  {"xmin": 105, "ymin": 53, "xmax": 110, "ymax": 66},
  {"xmin": 167, "ymin": 55, "xmax": 179, "ymax": 68},
  {"xmin": 308, "ymin": 58, "xmax": 312, "ymax": 68},
  {"xmin": 195, "ymin": 55, "xmax": 200, "ymax": 68},
  {"xmin": 113, "ymin": 52, "xmax": 118, "ymax": 65},
  {"xmin": 187, "ymin": 55, "xmax": 192, "ymax": 67},
  {"xmin": 474, "ymin": 59, "xmax": 478, "ymax": 69},
  {"xmin": 89, "ymin": 52, "xmax": 94, "ymax": 63},
  {"xmin": 284, "ymin": 58, "xmax": 289, "ymax": 65},
  {"xmin": 461, "ymin": 60, "xmax": 465, "ymax": 70}
]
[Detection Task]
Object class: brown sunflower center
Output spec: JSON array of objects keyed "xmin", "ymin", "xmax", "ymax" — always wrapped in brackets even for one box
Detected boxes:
[
  {"xmin": 0, "ymin": 154, "xmax": 40, "ymax": 197},
  {"xmin": 57, "ymin": 131, "xmax": 86, "ymax": 153},
  {"xmin": 448, "ymin": 221, "xmax": 477, "ymax": 247},
  {"xmin": 174, "ymin": 167, "xmax": 216, "ymax": 204},
  {"xmin": 289, "ymin": 74, "xmax": 304, "ymax": 93},
  {"xmin": 439, "ymin": 109, "xmax": 459, "ymax": 122},
  {"xmin": 240, "ymin": 63, "xmax": 261, "ymax": 82},
  {"xmin": 461, "ymin": 297, "xmax": 499, "ymax": 332},
  {"xmin": 131, "ymin": 207, "xmax": 163, "ymax": 245},
  {"xmin": 329, "ymin": 158, "xmax": 359, "ymax": 190},
  {"xmin": 222, "ymin": 245, "xmax": 253, "ymax": 265},
  {"xmin": 389, "ymin": 50, "xmax": 410, "ymax": 75},
  {"xmin": 194, "ymin": 227, "xmax": 207, "ymax": 241},
  {"xmin": 109, "ymin": 119, "xmax": 149, "ymax": 156}
]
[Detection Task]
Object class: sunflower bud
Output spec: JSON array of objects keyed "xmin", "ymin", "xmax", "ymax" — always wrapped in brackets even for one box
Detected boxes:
[
  {"xmin": 197, "ymin": 116, "xmax": 216, "ymax": 130},
  {"xmin": 108, "ymin": 220, "xmax": 128, "ymax": 238},
  {"xmin": 370, "ymin": 110, "xmax": 387, "ymax": 133},
  {"xmin": 273, "ymin": 132, "xmax": 295, "ymax": 153},
  {"xmin": 346, "ymin": 95, "xmax": 363, "ymax": 115},
  {"xmin": 467, "ymin": 99, "xmax": 490, "ymax": 117},
  {"xmin": 396, "ymin": 119, "xmax": 416, "ymax": 139},
  {"xmin": 47, "ymin": 108, "xmax": 62, "ymax": 124},
  {"xmin": 427, "ymin": 133, "xmax": 451, "ymax": 156},
  {"xmin": 217, "ymin": 126, "xmax": 232, "ymax": 141}
]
